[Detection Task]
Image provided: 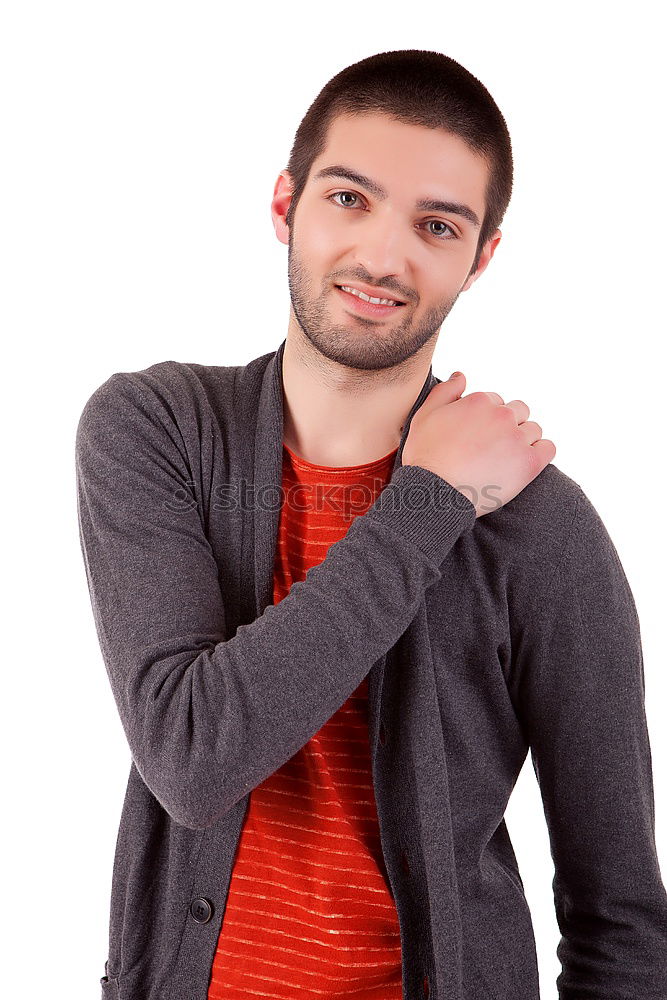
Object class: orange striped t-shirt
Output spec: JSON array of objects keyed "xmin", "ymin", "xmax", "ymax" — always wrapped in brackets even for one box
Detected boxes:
[{"xmin": 206, "ymin": 440, "xmax": 403, "ymax": 999}]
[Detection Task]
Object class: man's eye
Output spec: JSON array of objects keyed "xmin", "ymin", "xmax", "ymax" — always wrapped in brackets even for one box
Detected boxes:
[
  {"xmin": 422, "ymin": 220, "xmax": 458, "ymax": 239},
  {"xmin": 328, "ymin": 192, "xmax": 458, "ymax": 240},
  {"xmin": 329, "ymin": 191, "xmax": 360, "ymax": 208}
]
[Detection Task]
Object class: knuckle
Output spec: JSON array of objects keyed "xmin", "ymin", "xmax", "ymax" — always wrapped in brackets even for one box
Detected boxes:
[
  {"xmin": 468, "ymin": 391, "xmax": 490, "ymax": 407},
  {"xmin": 494, "ymin": 404, "xmax": 515, "ymax": 426}
]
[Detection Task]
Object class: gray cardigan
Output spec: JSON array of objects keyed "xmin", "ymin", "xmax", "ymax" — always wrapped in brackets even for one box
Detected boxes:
[{"xmin": 75, "ymin": 337, "xmax": 667, "ymax": 1000}]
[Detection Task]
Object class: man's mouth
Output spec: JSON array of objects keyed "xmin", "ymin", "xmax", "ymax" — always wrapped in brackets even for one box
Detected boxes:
[
  {"xmin": 334, "ymin": 285, "xmax": 407, "ymax": 318},
  {"xmin": 335, "ymin": 284, "xmax": 405, "ymax": 306}
]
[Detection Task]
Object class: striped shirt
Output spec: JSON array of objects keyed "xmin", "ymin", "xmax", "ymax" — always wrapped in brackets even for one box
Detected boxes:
[{"xmin": 206, "ymin": 440, "xmax": 404, "ymax": 999}]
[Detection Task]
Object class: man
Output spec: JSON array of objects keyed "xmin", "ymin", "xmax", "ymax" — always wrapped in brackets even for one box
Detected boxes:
[{"xmin": 76, "ymin": 50, "xmax": 667, "ymax": 1000}]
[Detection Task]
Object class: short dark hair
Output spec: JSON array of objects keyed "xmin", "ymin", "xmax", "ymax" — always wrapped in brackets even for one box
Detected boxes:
[{"xmin": 285, "ymin": 49, "xmax": 513, "ymax": 275}]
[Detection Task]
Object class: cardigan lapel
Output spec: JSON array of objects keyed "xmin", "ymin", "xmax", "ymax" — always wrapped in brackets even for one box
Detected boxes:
[{"xmin": 252, "ymin": 338, "xmax": 289, "ymax": 618}]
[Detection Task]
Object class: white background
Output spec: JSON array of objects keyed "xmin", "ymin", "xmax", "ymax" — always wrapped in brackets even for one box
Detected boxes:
[{"xmin": 1, "ymin": 2, "xmax": 665, "ymax": 997}]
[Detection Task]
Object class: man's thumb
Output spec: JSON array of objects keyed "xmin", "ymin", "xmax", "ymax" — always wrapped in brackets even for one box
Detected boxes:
[
  {"xmin": 448, "ymin": 371, "xmax": 465, "ymax": 396},
  {"xmin": 419, "ymin": 371, "xmax": 466, "ymax": 412}
]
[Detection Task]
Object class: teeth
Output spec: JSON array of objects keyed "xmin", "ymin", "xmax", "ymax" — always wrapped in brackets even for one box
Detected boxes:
[{"xmin": 340, "ymin": 285, "xmax": 400, "ymax": 306}]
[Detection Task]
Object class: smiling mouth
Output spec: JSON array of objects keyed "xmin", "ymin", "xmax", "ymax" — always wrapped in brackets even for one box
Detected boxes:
[
  {"xmin": 333, "ymin": 285, "xmax": 406, "ymax": 320},
  {"xmin": 334, "ymin": 284, "xmax": 406, "ymax": 307}
]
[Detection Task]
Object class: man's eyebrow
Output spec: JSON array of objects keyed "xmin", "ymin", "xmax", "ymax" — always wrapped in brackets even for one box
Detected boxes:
[{"xmin": 312, "ymin": 164, "xmax": 481, "ymax": 229}]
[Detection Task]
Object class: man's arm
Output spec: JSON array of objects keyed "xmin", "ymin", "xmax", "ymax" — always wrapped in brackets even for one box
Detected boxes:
[
  {"xmin": 509, "ymin": 488, "xmax": 667, "ymax": 997},
  {"xmin": 75, "ymin": 370, "xmax": 476, "ymax": 831}
]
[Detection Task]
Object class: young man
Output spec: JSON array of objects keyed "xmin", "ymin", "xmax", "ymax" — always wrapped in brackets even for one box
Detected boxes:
[{"xmin": 76, "ymin": 50, "xmax": 667, "ymax": 1000}]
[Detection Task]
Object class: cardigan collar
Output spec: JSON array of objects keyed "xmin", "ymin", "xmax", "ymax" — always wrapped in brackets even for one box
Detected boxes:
[{"xmin": 252, "ymin": 336, "xmax": 440, "ymax": 617}]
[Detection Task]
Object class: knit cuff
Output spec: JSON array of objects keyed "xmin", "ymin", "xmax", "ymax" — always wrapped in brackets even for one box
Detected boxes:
[{"xmin": 364, "ymin": 463, "xmax": 477, "ymax": 565}]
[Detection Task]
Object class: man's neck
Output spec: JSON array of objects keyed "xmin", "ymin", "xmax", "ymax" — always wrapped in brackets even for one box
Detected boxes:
[{"xmin": 280, "ymin": 330, "xmax": 433, "ymax": 468}]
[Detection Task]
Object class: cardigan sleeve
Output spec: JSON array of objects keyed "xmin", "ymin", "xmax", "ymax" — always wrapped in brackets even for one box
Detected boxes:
[
  {"xmin": 75, "ymin": 370, "xmax": 476, "ymax": 831},
  {"xmin": 510, "ymin": 487, "xmax": 667, "ymax": 998}
]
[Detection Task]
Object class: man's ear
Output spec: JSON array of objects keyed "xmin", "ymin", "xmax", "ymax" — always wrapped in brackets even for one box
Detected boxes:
[
  {"xmin": 271, "ymin": 170, "xmax": 296, "ymax": 247},
  {"xmin": 460, "ymin": 230, "xmax": 502, "ymax": 292}
]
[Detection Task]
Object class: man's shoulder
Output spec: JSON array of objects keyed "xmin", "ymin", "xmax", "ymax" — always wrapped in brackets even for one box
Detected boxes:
[
  {"xmin": 77, "ymin": 350, "xmax": 277, "ymax": 427},
  {"xmin": 476, "ymin": 459, "xmax": 626, "ymax": 600},
  {"xmin": 476, "ymin": 458, "xmax": 581, "ymax": 536}
]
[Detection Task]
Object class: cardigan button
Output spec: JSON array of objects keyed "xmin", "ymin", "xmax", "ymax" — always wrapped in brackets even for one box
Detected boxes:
[
  {"xmin": 379, "ymin": 721, "xmax": 387, "ymax": 746},
  {"xmin": 400, "ymin": 850, "xmax": 410, "ymax": 876},
  {"xmin": 189, "ymin": 897, "xmax": 213, "ymax": 923},
  {"xmin": 423, "ymin": 973, "xmax": 430, "ymax": 996}
]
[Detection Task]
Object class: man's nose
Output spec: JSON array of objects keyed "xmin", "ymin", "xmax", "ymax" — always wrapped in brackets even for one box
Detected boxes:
[{"xmin": 351, "ymin": 212, "xmax": 411, "ymax": 283}]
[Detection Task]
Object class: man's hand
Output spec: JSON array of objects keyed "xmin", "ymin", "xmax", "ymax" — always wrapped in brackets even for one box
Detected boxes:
[{"xmin": 402, "ymin": 371, "xmax": 556, "ymax": 518}]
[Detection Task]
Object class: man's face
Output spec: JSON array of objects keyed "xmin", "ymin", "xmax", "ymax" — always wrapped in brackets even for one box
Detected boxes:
[{"xmin": 274, "ymin": 112, "xmax": 498, "ymax": 373}]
